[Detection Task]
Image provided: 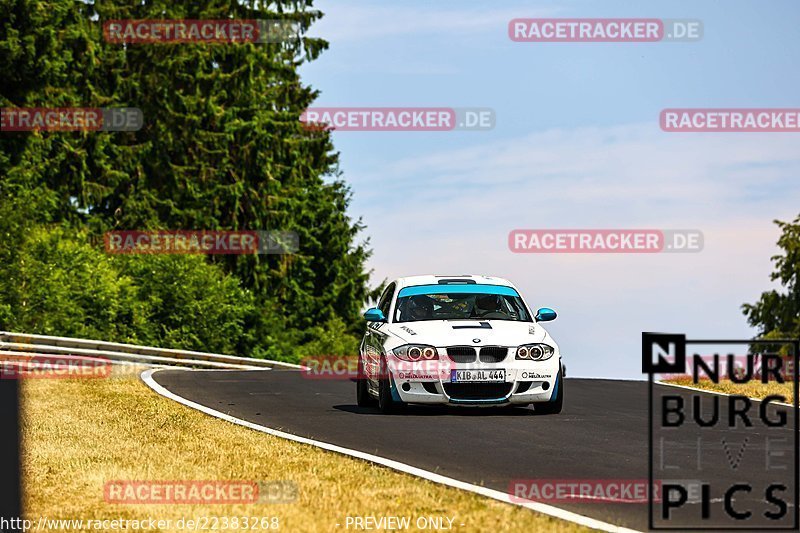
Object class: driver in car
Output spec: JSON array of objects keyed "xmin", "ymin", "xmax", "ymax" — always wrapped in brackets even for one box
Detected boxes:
[
  {"xmin": 473, "ymin": 294, "xmax": 507, "ymax": 319},
  {"xmin": 407, "ymin": 295, "xmax": 434, "ymax": 321}
]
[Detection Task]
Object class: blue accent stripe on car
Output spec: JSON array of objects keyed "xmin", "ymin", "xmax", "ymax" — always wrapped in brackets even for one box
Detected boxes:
[
  {"xmin": 397, "ymin": 284, "xmax": 520, "ymax": 298},
  {"xmin": 389, "ymin": 377, "xmax": 403, "ymax": 402},
  {"xmin": 449, "ymin": 397, "xmax": 510, "ymax": 405},
  {"xmin": 550, "ymin": 372, "xmax": 559, "ymax": 402}
]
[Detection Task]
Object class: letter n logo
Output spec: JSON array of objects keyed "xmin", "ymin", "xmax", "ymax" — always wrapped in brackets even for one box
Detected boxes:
[{"xmin": 642, "ymin": 332, "xmax": 686, "ymax": 374}]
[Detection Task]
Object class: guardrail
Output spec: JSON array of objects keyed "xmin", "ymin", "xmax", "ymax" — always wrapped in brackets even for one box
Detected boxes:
[{"xmin": 0, "ymin": 331, "xmax": 304, "ymax": 371}]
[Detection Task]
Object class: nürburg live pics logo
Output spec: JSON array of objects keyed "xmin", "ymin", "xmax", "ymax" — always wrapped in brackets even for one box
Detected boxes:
[{"xmin": 643, "ymin": 332, "xmax": 799, "ymax": 530}]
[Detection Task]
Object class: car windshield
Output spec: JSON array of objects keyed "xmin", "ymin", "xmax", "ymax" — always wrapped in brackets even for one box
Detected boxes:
[{"xmin": 394, "ymin": 285, "xmax": 532, "ymax": 323}]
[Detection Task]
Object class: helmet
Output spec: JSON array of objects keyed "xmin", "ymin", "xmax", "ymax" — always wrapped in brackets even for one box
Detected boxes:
[
  {"xmin": 408, "ymin": 295, "xmax": 434, "ymax": 320},
  {"xmin": 475, "ymin": 294, "xmax": 499, "ymax": 312}
]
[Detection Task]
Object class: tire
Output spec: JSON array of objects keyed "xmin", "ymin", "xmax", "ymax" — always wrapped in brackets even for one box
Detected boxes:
[
  {"xmin": 378, "ymin": 357, "xmax": 403, "ymax": 414},
  {"xmin": 534, "ymin": 366, "xmax": 564, "ymax": 415},
  {"xmin": 356, "ymin": 357, "xmax": 376, "ymax": 407}
]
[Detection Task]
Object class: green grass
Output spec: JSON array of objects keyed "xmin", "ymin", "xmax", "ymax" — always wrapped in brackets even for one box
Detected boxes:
[{"xmin": 661, "ymin": 377, "xmax": 793, "ymax": 401}]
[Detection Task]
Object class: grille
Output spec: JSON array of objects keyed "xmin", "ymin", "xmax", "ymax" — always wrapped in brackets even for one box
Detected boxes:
[
  {"xmin": 479, "ymin": 346, "xmax": 508, "ymax": 363},
  {"xmin": 444, "ymin": 383, "xmax": 513, "ymax": 401},
  {"xmin": 447, "ymin": 346, "xmax": 477, "ymax": 363}
]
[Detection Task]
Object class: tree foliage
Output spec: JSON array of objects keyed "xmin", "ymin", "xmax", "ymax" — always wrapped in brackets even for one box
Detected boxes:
[
  {"xmin": 0, "ymin": 0, "xmax": 374, "ymax": 359},
  {"xmin": 743, "ymin": 215, "xmax": 800, "ymax": 341}
]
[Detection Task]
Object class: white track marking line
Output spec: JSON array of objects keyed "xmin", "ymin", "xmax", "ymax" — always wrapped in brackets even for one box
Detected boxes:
[
  {"xmin": 175, "ymin": 368, "xmax": 272, "ymax": 372},
  {"xmin": 141, "ymin": 368, "xmax": 642, "ymax": 533}
]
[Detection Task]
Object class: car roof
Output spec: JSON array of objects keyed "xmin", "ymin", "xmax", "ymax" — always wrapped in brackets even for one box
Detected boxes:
[{"xmin": 391, "ymin": 275, "xmax": 518, "ymax": 291}]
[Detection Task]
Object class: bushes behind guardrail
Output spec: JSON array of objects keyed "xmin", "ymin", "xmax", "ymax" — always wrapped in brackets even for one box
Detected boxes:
[{"xmin": 0, "ymin": 224, "xmax": 361, "ymax": 362}]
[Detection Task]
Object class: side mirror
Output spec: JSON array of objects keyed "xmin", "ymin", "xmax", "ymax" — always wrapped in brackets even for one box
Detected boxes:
[
  {"xmin": 364, "ymin": 308, "xmax": 387, "ymax": 322},
  {"xmin": 535, "ymin": 307, "xmax": 557, "ymax": 322}
]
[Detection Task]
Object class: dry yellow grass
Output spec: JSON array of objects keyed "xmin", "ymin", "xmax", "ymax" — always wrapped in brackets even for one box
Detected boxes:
[
  {"xmin": 20, "ymin": 375, "xmax": 589, "ymax": 533},
  {"xmin": 661, "ymin": 377, "xmax": 794, "ymax": 401}
]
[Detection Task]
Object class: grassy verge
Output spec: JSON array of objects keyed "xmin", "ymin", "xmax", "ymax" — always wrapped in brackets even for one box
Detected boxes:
[
  {"xmin": 661, "ymin": 377, "xmax": 793, "ymax": 401},
  {"xmin": 21, "ymin": 375, "xmax": 588, "ymax": 532}
]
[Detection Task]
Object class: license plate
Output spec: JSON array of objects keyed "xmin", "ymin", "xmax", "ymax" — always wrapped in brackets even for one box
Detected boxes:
[{"xmin": 450, "ymin": 369, "xmax": 505, "ymax": 383}]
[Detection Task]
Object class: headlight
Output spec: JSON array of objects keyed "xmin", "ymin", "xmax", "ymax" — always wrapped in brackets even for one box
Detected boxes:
[
  {"xmin": 393, "ymin": 344, "xmax": 439, "ymax": 361},
  {"xmin": 516, "ymin": 343, "xmax": 554, "ymax": 361}
]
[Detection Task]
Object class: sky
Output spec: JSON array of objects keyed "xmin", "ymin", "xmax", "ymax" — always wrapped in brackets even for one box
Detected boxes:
[{"xmin": 298, "ymin": 0, "xmax": 800, "ymax": 379}]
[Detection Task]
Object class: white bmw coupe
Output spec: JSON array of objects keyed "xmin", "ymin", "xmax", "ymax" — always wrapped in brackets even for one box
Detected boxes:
[{"xmin": 357, "ymin": 275, "xmax": 564, "ymax": 414}]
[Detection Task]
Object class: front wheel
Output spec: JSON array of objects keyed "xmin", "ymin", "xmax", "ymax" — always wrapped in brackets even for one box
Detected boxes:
[
  {"xmin": 378, "ymin": 357, "xmax": 404, "ymax": 414},
  {"xmin": 534, "ymin": 367, "xmax": 564, "ymax": 415},
  {"xmin": 356, "ymin": 357, "xmax": 377, "ymax": 407}
]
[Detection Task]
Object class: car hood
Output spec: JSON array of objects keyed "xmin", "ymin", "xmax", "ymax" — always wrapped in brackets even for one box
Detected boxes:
[{"xmin": 386, "ymin": 320, "xmax": 547, "ymax": 347}]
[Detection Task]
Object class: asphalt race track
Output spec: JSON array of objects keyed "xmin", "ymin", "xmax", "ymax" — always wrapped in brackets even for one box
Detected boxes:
[{"xmin": 151, "ymin": 370, "xmax": 797, "ymax": 532}]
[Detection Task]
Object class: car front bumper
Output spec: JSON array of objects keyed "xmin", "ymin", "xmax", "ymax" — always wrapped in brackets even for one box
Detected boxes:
[{"xmin": 388, "ymin": 358, "xmax": 561, "ymax": 406}]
